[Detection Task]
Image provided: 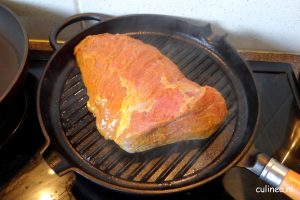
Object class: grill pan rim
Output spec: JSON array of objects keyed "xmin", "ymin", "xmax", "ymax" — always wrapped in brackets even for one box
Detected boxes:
[{"xmin": 37, "ymin": 13, "xmax": 260, "ymax": 194}]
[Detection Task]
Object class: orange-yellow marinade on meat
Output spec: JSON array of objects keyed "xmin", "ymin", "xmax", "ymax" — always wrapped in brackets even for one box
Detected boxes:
[{"xmin": 74, "ymin": 33, "xmax": 227, "ymax": 153}]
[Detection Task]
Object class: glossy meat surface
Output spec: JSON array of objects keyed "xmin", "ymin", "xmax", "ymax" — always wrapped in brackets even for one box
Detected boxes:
[{"xmin": 74, "ymin": 33, "xmax": 227, "ymax": 153}]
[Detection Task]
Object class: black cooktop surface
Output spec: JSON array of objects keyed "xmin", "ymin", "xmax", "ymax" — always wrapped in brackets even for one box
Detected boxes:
[{"xmin": 0, "ymin": 51, "xmax": 299, "ymax": 200}]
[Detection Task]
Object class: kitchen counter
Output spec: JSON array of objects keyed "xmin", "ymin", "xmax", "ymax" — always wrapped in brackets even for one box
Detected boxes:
[{"xmin": 240, "ymin": 50, "xmax": 300, "ymax": 76}]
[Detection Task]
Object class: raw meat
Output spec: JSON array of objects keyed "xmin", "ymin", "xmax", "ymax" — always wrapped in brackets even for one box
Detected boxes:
[{"xmin": 74, "ymin": 33, "xmax": 227, "ymax": 153}]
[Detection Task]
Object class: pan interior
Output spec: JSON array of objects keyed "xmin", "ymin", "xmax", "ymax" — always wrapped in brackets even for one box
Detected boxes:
[
  {"xmin": 0, "ymin": 5, "xmax": 27, "ymax": 103},
  {"xmin": 0, "ymin": 34, "xmax": 19, "ymax": 96},
  {"xmin": 57, "ymin": 31, "xmax": 246, "ymax": 191}
]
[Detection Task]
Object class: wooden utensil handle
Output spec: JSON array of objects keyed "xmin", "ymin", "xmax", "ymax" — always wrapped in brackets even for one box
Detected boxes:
[
  {"xmin": 250, "ymin": 155, "xmax": 300, "ymax": 199},
  {"xmin": 279, "ymin": 170, "xmax": 300, "ymax": 200}
]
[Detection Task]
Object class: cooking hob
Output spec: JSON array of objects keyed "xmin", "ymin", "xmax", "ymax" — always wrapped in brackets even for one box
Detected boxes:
[{"xmin": 0, "ymin": 50, "xmax": 299, "ymax": 200}]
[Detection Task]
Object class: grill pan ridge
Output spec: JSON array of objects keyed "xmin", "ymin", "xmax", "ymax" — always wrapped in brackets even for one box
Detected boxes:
[{"xmin": 38, "ymin": 14, "xmax": 258, "ymax": 194}]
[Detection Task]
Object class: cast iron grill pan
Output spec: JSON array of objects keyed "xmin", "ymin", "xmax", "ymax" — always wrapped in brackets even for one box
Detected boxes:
[
  {"xmin": 60, "ymin": 33, "xmax": 240, "ymax": 188},
  {"xmin": 39, "ymin": 14, "xmax": 256, "ymax": 194}
]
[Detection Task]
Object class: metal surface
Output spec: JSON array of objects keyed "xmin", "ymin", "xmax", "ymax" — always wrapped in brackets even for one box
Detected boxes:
[
  {"xmin": 38, "ymin": 14, "xmax": 259, "ymax": 194},
  {"xmin": 0, "ymin": 3, "xmax": 28, "ymax": 106},
  {"xmin": 0, "ymin": 3, "xmax": 28, "ymax": 150},
  {"xmin": 0, "ymin": 155, "xmax": 76, "ymax": 200},
  {"xmin": 259, "ymin": 158, "xmax": 288, "ymax": 188},
  {"xmin": 246, "ymin": 153, "xmax": 270, "ymax": 176}
]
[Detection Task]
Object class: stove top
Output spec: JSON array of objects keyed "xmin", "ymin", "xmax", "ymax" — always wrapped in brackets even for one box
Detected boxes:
[{"xmin": 0, "ymin": 50, "xmax": 299, "ymax": 200}]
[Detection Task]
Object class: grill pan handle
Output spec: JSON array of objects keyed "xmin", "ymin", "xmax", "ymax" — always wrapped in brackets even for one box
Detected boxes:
[
  {"xmin": 42, "ymin": 146, "xmax": 71, "ymax": 175},
  {"xmin": 49, "ymin": 13, "xmax": 103, "ymax": 50},
  {"xmin": 247, "ymin": 153, "xmax": 300, "ymax": 200}
]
